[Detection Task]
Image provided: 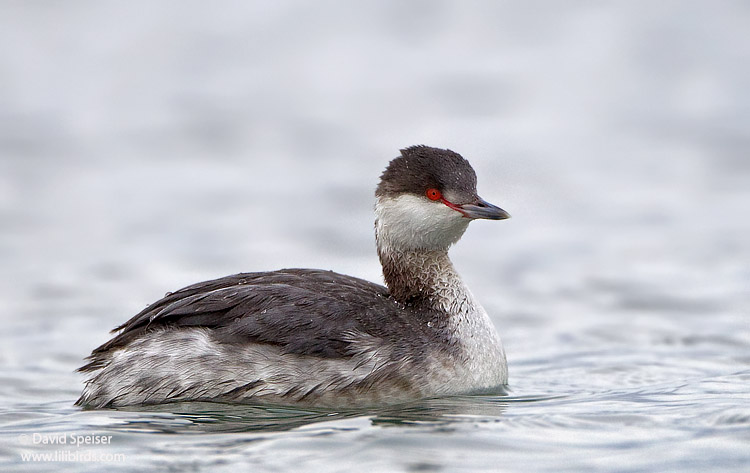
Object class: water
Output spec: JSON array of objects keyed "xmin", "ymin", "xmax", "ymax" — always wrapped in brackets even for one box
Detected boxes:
[{"xmin": 1, "ymin": 1, "xmax": 749, "ymax": 471}]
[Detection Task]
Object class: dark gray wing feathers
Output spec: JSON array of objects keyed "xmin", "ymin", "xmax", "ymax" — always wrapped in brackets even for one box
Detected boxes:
[{"xmin": 79, "ymin": 269, "xmax": 407, "ymax": 372}]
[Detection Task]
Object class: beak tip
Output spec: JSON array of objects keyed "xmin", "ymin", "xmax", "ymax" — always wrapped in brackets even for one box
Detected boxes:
[{"xmin": 460, "ymin": 197, "xmax": 511, "ymax": 220}]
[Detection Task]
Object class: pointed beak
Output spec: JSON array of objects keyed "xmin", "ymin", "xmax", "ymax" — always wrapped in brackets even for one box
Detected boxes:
[{"xmin": 458, "ymin": 197, "xmax": 511, "ymax": 220}]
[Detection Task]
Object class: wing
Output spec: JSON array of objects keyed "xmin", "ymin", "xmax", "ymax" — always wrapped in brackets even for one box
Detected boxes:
[{"xmin": 79, "ymin": 269, "xmax": 406, "ymax": 372}]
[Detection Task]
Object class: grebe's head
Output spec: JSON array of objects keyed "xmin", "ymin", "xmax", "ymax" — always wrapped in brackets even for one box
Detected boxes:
[{"xmin": 375, "ymin": 145, "xmax": 510, "ymax": 254}]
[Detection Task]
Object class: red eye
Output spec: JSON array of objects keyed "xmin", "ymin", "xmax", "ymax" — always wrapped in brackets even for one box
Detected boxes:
[{"xmin": 425, "ymin": 188, "xmax": 442, "ymax": 201}]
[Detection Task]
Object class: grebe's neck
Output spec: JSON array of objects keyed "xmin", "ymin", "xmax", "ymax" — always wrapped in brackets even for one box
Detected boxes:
[
  {"xmin": 378, "ymin": 248, "xmax": 472, "ymax": 313},
  {"xmin": 374, "ymin": 194, "xmax": 474, "ymax": 311}
]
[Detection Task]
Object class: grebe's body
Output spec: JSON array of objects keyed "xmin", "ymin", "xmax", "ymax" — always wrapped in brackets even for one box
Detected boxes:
[{"xmin": 77, "ymin": 146, "xmax": 510, "ymax": 408}]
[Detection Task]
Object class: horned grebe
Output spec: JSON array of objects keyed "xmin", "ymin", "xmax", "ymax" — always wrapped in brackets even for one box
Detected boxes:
[{"xmin": 77, "ymin": 145, "xmax": 511, "ymax": 408}]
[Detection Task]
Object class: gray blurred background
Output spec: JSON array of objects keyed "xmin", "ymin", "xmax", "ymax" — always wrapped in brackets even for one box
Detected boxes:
[{"xmin": 1, "ymin": 0, "xmax": 748, "ymax": 366}]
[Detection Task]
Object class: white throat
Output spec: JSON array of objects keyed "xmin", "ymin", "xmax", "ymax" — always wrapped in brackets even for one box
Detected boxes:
[{"xmin": 374, "ymin": 194, "xmax": 470, "ymax": 255}]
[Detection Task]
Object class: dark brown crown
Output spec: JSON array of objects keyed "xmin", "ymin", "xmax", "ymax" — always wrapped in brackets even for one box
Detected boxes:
[{"xmin": 375, "ymin": 146, "xmax": 478, "ymax": 203}]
